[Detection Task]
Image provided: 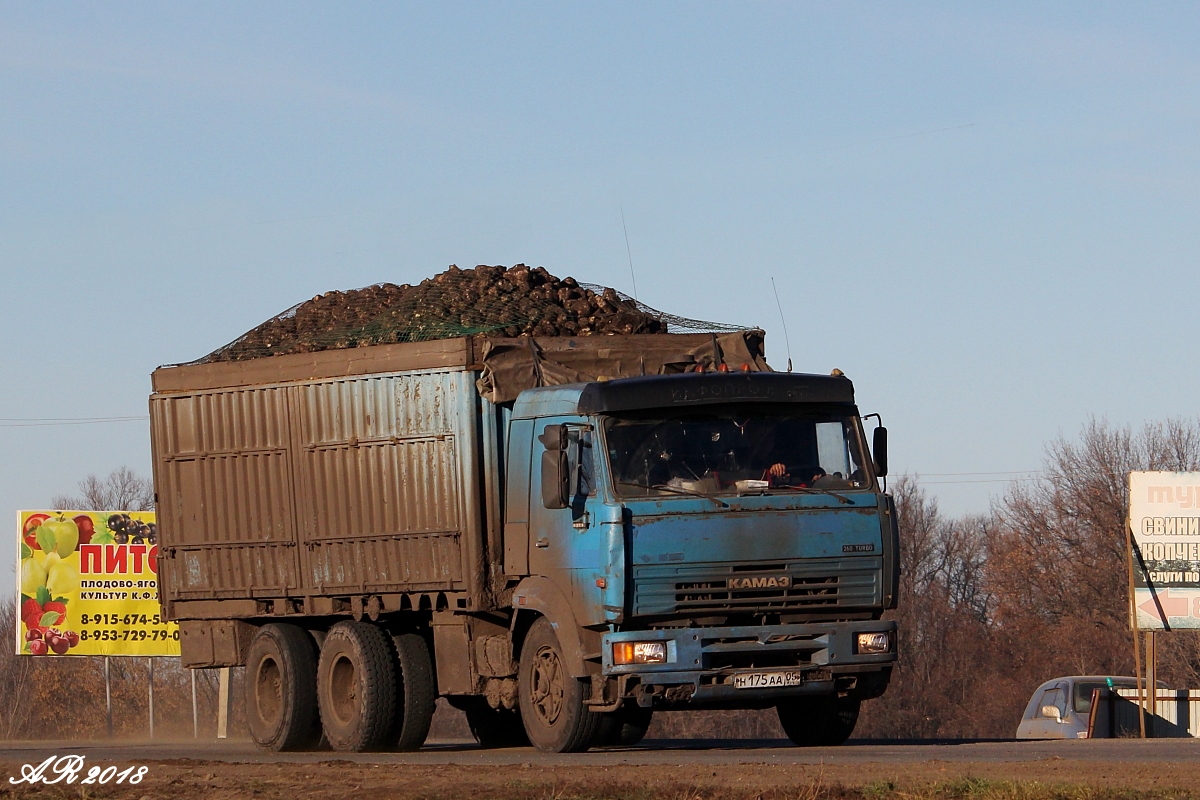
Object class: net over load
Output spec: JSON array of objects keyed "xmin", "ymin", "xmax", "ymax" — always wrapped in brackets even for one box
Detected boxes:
[{"xmin": 191, "ymin": 264, "xmax": 755, "ymax": 364}]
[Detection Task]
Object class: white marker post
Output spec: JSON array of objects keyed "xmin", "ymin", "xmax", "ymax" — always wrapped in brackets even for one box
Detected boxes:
[
  {"xmin": 191, "ymin": 668, "xmax": 199, "ymax": 738},
  {"xmin": 217, "ymin": 667, "xmax": 231, "ymax": 739}
]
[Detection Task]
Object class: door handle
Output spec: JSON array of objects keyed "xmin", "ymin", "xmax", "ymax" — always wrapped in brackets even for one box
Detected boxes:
[{"xmin": 534, "ymin": 537, "xmax": 549, "ymax": 548}]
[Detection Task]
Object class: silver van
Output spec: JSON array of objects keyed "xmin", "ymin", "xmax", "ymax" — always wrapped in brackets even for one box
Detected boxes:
[{"xmin": 1016, "ymin": 676, "xmax": 1154, "ymax": 739}]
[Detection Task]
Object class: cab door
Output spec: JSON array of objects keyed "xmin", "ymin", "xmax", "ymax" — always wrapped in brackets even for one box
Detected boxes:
[{"xmin": 528, "ymin": 419, "xmax": 608, "ymax": 624}]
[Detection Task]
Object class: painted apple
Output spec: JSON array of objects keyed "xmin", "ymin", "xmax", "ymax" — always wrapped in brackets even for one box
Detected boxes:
[
  {"xmin": 39, "ymin": 517, "xmax": 79, "ymax": 558},
  {"xmin": 73, "ymin": 515, "xmax": 95, "ymax": 546},
  {"xmin": 22, "ymin": 514, "xmax": 49, "ymax": 549}
]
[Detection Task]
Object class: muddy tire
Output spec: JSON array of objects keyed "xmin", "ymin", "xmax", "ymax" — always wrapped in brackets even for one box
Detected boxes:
[
  {"xmin": 391, "ymin": 632, "xmax": 436, "ymax": 751},
  {"xmin": 451, "ymin": 696, "xmax": 530, "ymax": 748},
  {"xmin": 317, "ymin": 621, "xmax": 397, "ymax": 752},
  {"xmin": 517, "ymin": 617, "xmax": 603, "ymax": 753},
  {"xmin": 598, "ymin": 704, "xmax": 653, "ymax": 747},
  {"xmin": 245, "ymin": 624, "xmax": 322, "ymax": 751},
  {"xmin": 776, "ymin": 696, "xmax": 860, "ymax": 746}
]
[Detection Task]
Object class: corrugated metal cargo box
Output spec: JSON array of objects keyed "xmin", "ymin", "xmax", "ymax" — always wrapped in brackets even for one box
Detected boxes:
[{"xmin": 150, "ymin": 339, "xmax": 493, "ymax": 618}]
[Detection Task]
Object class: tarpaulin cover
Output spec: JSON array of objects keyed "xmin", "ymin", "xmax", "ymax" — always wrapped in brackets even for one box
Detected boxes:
[{"xmin": 476, "ymin": 331, "xmax": 770, "ymax": 403}]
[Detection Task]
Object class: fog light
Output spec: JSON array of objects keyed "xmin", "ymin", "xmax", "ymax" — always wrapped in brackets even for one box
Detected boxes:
[
  {"xmin": 856, "ymin": 632, "xmax": 890, "ymax": 654},
  {"xmin": 613, "ymin": 641, "xmax": 667, "ymax": 665}
]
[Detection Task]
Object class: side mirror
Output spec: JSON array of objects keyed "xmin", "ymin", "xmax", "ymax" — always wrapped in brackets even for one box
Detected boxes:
[
  {"xmin": 541, "ymin": 450, "xmax": 570, "ymax": 509},
  {"xmin": 1040, "ymin": 705, "xmax": 1063, "ymax": 722},
  {"xmin": 538, "ymin": 424, "xmax": 567, "ymax": 450},
  {"xmin": 539, "ymin": 425, "xmax": 570, "ymax": 510},
  {"xmin": 872, "ymin": 426, "xmax": 888, "ymax": 477}
]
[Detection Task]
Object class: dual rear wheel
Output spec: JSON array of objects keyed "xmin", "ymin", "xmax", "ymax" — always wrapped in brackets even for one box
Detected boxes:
[{"xmin": 245, "ymin": 621, "xmax": 436, "ymax": 752}]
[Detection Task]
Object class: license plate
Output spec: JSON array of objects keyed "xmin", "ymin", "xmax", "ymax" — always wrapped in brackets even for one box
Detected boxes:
[{"xmin": 731, "ymin": 670, "xmax": 804, "ymax": 689}]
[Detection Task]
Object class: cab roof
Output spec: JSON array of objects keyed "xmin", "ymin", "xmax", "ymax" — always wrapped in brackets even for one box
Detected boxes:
[{"xmin": 512, "ymin": 372, "xmax": 855, "ymax": 419}]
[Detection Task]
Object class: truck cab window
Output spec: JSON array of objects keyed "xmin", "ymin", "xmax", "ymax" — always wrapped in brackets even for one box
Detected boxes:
[{"xmin": 605, "ymin": 404, "xmax": 870, "ymax": 498}]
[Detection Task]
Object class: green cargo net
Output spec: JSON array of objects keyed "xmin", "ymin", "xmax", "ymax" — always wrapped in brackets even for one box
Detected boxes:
[{"xmin": 186, "ymin": 264, "xmax": 753, "ymax": 365}]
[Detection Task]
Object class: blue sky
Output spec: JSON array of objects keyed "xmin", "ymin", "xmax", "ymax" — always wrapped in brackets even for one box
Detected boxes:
[{"xmin": 3, "ymin": 3, "xmax": 1200, "ymax": 591}]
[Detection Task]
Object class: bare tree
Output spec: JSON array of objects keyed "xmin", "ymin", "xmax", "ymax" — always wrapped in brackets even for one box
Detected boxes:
[
  {"xmin": 50, "ymin": 466, "xmax": 154, "ymax": 511},
  {"xmin": 856, "ymin": 478, "xmax": 998, "ymax": 739}
]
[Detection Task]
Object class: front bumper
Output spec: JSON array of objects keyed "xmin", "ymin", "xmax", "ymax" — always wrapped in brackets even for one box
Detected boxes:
[{"xmin": 600, "ymin": 620, "xmax": 897, "ymax": 705}]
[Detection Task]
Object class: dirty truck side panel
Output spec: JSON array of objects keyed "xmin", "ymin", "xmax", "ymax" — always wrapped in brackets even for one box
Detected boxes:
[
  {"xmin": 291, "ymin": 371, "xmax": 477, "ymax": 595},
  {"xmin": 151, "ymin": 367, "xmax": 487, "ymax": 615},
  {"xmin": 150, "ymin": 385, "xmax": 301, "ymax": 602}
]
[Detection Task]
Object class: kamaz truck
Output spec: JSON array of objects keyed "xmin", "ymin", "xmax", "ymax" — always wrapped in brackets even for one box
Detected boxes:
[{"xmin": 149, "ymin": 332, "xmax": 898, "ymax": 752}]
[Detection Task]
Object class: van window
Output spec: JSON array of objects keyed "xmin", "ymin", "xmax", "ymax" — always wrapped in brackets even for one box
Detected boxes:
[
  {"xmin": 1037, "ymin": 688, "xmax": 1066, "ymax": 718},
  {"xmin": 1074, "ymin": 679, "xmax": 1154, "ymax": 713},
  {"xmin": 1073, "ymin": 682, "xmax": 1106, "ymax": 714}
]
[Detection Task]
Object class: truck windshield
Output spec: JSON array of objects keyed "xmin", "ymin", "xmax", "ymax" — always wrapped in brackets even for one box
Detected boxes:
[{"xmin": 603, "ymin": 405, "xmax": 871, "ymax": 499}]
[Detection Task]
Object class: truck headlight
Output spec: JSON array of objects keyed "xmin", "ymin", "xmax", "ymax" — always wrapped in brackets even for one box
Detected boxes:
[
  {"xmin": 856, "ymin": 632, "xmax": 890, "ymax": 654},
  {"xmin": 613, "ymin": 641, "xmax": 667, "ymax": 665}
]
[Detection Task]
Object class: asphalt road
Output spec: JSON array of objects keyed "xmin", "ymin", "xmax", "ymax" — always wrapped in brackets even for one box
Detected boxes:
[{"xmin": 1, "ymin": 737, "xmax": 1198, "ymax": 766}]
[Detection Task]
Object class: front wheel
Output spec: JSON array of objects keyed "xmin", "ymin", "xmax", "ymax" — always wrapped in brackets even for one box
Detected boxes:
[
  {"xmin": 518, "ymin": 618, "xmax": 604, "ymax": 752},
  {"xmin": 776, "ymin": 696, "xmax": 860, "ymax": 747},
  {"xmin": 597, "ymin": 704, "xmax": 653, "ymax": 747}
]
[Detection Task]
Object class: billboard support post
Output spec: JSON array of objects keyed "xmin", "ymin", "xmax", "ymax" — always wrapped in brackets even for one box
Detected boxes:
[
  {"xmin": 1148, "ymin": 632, "xmax": 1158, "ymax": 737},
  {"xmin": 104, "ymin": 656, "xmax": 112, "ymax": 737},
  {"xmin": 148, "ymin": 657, "xmax": 155, "ymax": 739},
  {"xmin": 1126, "ymin": 525, "xmax": 1146, "ymax": 738}
]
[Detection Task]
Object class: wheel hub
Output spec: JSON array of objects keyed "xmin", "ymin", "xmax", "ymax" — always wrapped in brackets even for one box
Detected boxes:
[{"xmin": 529, "ymin": 645, "xmax": 564, "ymax": 726}]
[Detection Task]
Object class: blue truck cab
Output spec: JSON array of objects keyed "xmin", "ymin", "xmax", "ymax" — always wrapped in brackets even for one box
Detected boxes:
[{"xmin": 502, "ymin": 370, "xmax": 898, "ymax": 750}]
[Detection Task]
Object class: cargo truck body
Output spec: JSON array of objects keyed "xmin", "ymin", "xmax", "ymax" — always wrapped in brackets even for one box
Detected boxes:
[{"xmin": 149, "ymin": 333, "xmax": 898, "ymax": 752}]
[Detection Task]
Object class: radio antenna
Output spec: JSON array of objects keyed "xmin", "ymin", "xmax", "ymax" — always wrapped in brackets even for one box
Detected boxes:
[
  {"xmin": 620, "ymin": 205, "xmax": 639, "ymax": 300},
  {"xmin": 771, "ymin": 276, "xmax": 793, "ymax": 372}
]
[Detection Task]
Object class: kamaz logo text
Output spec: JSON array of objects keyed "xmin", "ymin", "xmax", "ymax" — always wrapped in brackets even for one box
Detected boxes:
[{"xmin": 728, "ymin": 575, "xmax": 792, "ymax": 590}]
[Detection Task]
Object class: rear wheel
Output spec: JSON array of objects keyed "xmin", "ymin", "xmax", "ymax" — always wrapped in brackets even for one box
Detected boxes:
[
  {"xmin": 391, "ymin": 632, "xmax": 437, "ymax": 751},
  {"xmin": 451, "ymin": 696, "xmax": 530, "ymax": 748},
  {"xmin": 317, "ymin": 621, "xmax": 397, "ymax": 752},
  {"xmin": 245, "ymin": 624, "xmax": 321, "ymax": 751},
  {"xmin": 776, "ymin": 696, "xmax": 860, "ymax": 747},
  {"xmin": 518, "ymin": 617, "xmax": 603, "ymax": 753}
]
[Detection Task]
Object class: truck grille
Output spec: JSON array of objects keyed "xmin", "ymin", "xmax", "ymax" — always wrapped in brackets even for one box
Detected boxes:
[{"xmin": 633, "ymin": 558, "xmax": 880, "ymax": 617}]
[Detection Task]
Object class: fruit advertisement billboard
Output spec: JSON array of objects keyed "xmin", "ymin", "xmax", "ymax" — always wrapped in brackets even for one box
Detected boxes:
[{"xmin": 16, "ymin": 511, "xmax": 180, "ymax": 656}]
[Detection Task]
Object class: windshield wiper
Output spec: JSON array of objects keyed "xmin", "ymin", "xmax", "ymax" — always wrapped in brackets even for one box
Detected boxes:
[
  {"xmin": 617, "ymin": 481, "xmax": 729, "ymax": 509},
  {"xmin": 767, "ymin": 485, "xmax": 854, "ymax": 505}
]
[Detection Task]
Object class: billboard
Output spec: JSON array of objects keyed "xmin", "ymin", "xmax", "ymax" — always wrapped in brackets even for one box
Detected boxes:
[
  {"xmin": 1129, "ymin": 472, "xmax": 1200, "ymax": 630},
  {"xmin": 16, "ymin": 511, "xmax": 179, "ymax": 656}
]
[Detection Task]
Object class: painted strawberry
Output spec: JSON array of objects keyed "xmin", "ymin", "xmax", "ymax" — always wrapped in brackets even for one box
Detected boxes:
[
  {"xmin": 40, "ymin": 601, "xmax": 67, "ymax": 627},
  {"xmin": 21, "ymin": 597, "xmax": 41, "ymax": 624}
]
